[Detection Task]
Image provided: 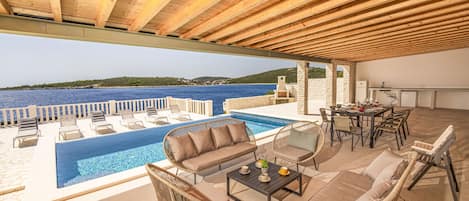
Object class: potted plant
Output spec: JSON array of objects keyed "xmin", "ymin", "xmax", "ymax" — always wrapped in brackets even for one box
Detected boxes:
[{"xmin": 261, "ymin": 160, "xmax": 269, "ymax": 176}]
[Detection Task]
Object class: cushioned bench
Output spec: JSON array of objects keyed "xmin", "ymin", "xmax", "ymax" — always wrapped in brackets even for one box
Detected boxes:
[{"xmin": 163, "ymin": 118, "xmax": 257, "ymax": 183}]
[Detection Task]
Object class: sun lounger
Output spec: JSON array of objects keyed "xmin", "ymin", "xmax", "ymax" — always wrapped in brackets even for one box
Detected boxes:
[
  {"xmin": 90, "ymin": 111, "xmax": 113, "ymax": 133},
  {"xmin": 59, "ymin": 115, "xmax": 82, "ymax": 140},
  {"xmin": 13, "ymin": 117, "xmax": 41, "ymax": 147},
  {"xmin": 145, "ymin": 107, "xmax": 169, "ymax": 124},
  {"xmin": 169, "ymin": 105, "xmax": 191, "ymax": 121},
  {"xmin": 120, "ymin": 110, "xmax": 144, "ymax": 128}
]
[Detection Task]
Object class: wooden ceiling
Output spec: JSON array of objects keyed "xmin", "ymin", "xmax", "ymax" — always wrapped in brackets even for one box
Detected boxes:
[{"xmin": 1, "ymin": 0, "xmax": 468, "ymax": 62}]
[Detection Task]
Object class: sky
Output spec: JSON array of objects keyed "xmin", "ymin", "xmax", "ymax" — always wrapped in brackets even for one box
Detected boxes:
[{"xmin": 0, "ymin": 33, "xmax": 303, "ymax": 88}]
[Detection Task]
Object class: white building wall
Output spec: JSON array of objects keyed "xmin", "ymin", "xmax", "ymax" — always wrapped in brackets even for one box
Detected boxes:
[{"xmin": 356, "ymin": 48, "xmax": 469, "ymax": 110}]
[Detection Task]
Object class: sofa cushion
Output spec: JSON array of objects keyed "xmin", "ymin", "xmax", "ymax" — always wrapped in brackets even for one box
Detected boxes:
[
  {"xmin": 362, "ymin": 150, "xmax": 403, "ymax": 180},
  {"xmin": 287, "ymin": 128, "xmax": 318, "ymax": 152},
  {"xmin": 310, "ymin": 171, "xmax": 373, "ymax": 201},
  {"xmin": 211, "ymin": 126, "xmax": 233, "ymax": 148},
  {"xmin": 217, "ymin": 142, "xmax": 257, "ymax": 161},
  {"xmin": 356, "ymin": 180, "xmax": 392, "ymax": 201},
  {"xmin": 274, "ymin": 145, "xmax": 313, "ymax": 162},
  {"xmin": 227, "ymin": 122, "xmax": 250, "ymax": 143},
  {"xmin": 167, "ymin": 134, "xmax": 198, "ymax": 162},
  {"xmin": 189, "ymin": 129, "xmax": 215, "ymax": 154},
  {"xmin": 182, "ymin": 142, "xmax": 256, "ymax": 171},
  {"xmin": 373, "ymin": 160, "xmax": 403, "ymax": 188}
]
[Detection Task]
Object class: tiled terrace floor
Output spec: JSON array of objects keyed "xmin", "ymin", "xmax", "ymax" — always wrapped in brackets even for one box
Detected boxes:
[{"xmin": 0, "ymin": 111, "xmax": 208, "ymax": 201}]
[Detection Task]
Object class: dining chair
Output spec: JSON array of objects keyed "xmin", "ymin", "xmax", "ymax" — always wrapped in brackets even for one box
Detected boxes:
[
  {"xmin": 375, "ymin": 115, "xmax": 405, "ymax": 150},
  {"xmin": 333, "ymin": 115, "xmax": 367, "ymax": 151}
]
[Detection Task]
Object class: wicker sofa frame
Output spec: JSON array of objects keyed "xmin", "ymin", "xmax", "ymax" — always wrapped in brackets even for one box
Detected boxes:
[{"xmin": 163, "ymin": 118, "xmax": 257, "ymax": 183}]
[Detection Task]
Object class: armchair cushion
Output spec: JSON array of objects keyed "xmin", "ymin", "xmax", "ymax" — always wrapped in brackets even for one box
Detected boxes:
[
  {"xmin": 287, "ymin": 128, "xmax": 318, "ymax": 152},
  {"xmin": 189, "ymin": 129, "xmax": 215, "ymax": 154},
  {"xmin": 167, "ymin": 134, "xmax": 198, "ymax": 162},
  {"xmin": 274, "ymin": 145, "xmax": 313, "ymax": 162},
  {"xmin": 211, "ymin": 126, "xmax": 233, "ymax": 148},
  {"xmin": 362, "ymin": 150, "xmax": 403, "ymax": 180},
  {"xmin": 227, "ymin": 122, "xmax": 249, "ymax": 143}
]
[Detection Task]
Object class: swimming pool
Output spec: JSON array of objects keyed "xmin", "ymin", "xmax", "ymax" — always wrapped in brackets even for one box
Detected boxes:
[{"xmin": 55, "ymin": 113, "xmax": 293, "ymax": 188}]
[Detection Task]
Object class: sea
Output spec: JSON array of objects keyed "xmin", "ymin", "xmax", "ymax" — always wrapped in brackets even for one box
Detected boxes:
[{"xmin": 0, "ymin": 84, "xmax": 275, "ymax": 115}]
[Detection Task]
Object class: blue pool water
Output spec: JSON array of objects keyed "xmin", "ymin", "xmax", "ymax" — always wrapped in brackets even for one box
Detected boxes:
[
  {"xmin": 55, "ymin": 113, "xmax": 293, "ymax": 188},
  {"xmin": 0, "ymin": 84, "xmax": 275, "ymax": 115}
]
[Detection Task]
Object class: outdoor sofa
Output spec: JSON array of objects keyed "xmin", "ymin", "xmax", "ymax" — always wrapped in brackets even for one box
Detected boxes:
[
  {"xmin": 163, "ymin": 118, "xmax": 257, "ymax": 184},
  {"xmin": 310, "ymin": 150, "xmax": 418, "ymax": 201}
]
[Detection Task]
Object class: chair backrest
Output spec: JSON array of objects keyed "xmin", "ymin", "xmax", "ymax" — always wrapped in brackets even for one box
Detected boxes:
[
  {"xmin": 120, "ymin": 110, "xmax": 134, "ymax": 120},
  {"xmin": 319, "ymin": 108, "xmax": 329, "ymax": 122},
  {"xmin": 146, "ymin": 107, "xmax": 158, "ymax": 116},
  {"xmin": 430, "ymin": 125, "xmax": 455, "ymax": 162},
  {"xmin": 334, "ymin": 116, "xmax": 351, "ymax": 132},
  {"xmin": 383, "ymin": 152, "xmax": 418, "ymax": 201},
  {"xmin": 18, "ymin": 117, "xmax": 38, "ymax": 131},
  {"xmin": 145, "ymin": 164, "xmax": 211, "ymax": 201},
  {"xmin": 60, "ymin": 115, "xmax": 77, "ymax": 127},
  {"xmin": 90, "ymin": 111, "xmax": 106, "ymax": 123},
  {"xmin": 170, "ymin": 105, "xmax": 182, "ymax": 113},
  {"xmin": 273, "ymin": 121, "xmax": 325, "ymax": 161}
]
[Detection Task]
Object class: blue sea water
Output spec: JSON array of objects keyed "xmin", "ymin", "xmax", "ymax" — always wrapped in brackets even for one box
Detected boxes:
[{"xmin": 0, "ymin": 84, "xmax": 275, "ymax": 115}]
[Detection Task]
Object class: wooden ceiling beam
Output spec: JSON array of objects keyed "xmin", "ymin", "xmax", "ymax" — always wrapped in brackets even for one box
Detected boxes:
[
  {"xmin": 289, "ymin": 10, "xmax": 469, "ymax": 54},
  {"xmin": 201, "ymin": 0, "xmax": 312, "ymax": 42},
  {"xmin": 238, "ymin": 0, "xmax": 394, "ymax": 47},
  {"xmin": 49, "ymin": 0, "xmax": 62, "ymax": 22},
  {"xmin": 221, "ymin": 0, "xmax": 353, "ymax": 44},
  {"xmin": 316, "ymin": 25, "xmax": 469, "ymax": 55},
  {"xmin": 314, "ymin": 30, "xmax": 469, "ymax": 57},
  {"xmin": 180, "ymin": 0, "xmax": 269, "ymax": 39},
  {"xmin": 0, "ymin": 0, "xmax": 12, "ymax": 15},
  {"xmin": 128, "ymin": 0, "xmax": 171, "ymax": 32},
  {"xmin": 343, "ymin": 38, "xmax": 469, "ymax": 61},
  {"xmin": 309, "ymin": 34, "xmax": 469, "ymax": 58},
  {"xmin": 95, "ymin": 0, "xmax": 117, "ymax": 28},
  {"xmin": 158, "ymin": 0, "xmax": 221, "ymax": 36},
  {"xmin": 270, "ymin": 0, "xmax": 467, "ymax": 51}
]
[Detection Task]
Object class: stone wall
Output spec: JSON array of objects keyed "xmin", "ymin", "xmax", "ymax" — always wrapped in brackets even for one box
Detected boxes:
[
  {"xmin": 288, "ymin": 78, "xmax": 344, "ymax": 102},
  {"xmin": 223, "ymin": 95, "xmax": 274, "ymax": 113}
]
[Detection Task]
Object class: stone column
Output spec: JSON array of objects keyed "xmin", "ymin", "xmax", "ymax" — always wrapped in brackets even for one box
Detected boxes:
[
  {"xmin": 108, "ymin": 100, "xmax": 117, "ymax": 115},
  {"xmin": 326, "ymin": 63, "xmax": 337, "ymax": 106},
  {"xmin": 342, "ymin": 63, "xmax": 356, "ymax": 103},
  {"xmin": 297, "ymin": 61, "xmax": 309, "ymax": 114}
]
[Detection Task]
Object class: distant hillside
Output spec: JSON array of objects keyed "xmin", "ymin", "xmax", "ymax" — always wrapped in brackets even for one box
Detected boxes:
[
  {"xmin": 2, "ymin": 68, "xmax": 343, "ymax": 90},
  {"xmin": 228, "ymin": 67, "xmax": 342, "ymax": 84},
  {"xmin": 4, "ymin": 77, "xmax": 187, "ymax": 90}
]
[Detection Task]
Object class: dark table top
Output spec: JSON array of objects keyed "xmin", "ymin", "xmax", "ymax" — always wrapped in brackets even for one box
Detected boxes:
[
  {"xmin": 331, "ymin": 105, "xmax": 392, "ymax": 116},
  {"xmin": 226, "ymin": 162, "xmax": 300, "ymax": 195}
]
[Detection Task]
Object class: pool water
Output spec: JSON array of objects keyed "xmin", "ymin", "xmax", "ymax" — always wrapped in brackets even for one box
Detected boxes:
[{"xmin": 56, "ymin": 113, "xmax": 293, "ymax": 188}]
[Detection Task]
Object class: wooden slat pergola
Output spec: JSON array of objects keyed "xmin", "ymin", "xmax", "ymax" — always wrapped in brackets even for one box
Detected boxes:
[{"xmin": 0, "ymin": 0, "xmax": 468, "ymax": 62}]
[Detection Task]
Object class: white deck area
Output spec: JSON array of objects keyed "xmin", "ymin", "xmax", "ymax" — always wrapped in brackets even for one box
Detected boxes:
[
  {"xmin": 233, "ymin": 100, "xmax": 326, "ymax": 122},
  {"xmin": 0, "ymin": 111, "xmax": 209, "ymax": 201}
]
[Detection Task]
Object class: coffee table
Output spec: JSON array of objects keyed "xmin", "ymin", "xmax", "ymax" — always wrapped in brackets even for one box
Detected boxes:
[{"xmin": 226, "ymin": 162, "xmax": 302, "ymax": 201}]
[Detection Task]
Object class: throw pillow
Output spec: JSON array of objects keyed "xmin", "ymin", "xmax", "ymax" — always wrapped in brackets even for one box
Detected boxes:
[
  {"xmin": 227, "ymin": 122, "xmax": 250, "ymax": 143},
  {"xmin": 362, "ymin": 150, "xmax": 403, "ymax": 180},
  {"xmin": 167, "ymin": 134, "xmax": 198, "ymax": 162},
  {"xmin": 287, "ymin": 128, "xmax": 318, "ymax": 152},
  {"xmin": 372, "ymin": 160, "xmax": 402, "ymax": 188},
  {"xmin": 189, "ymin": 129, "xmax": 215, "ymax": 154},
  {"xmin": 211, "ymin": 126, "xmax": 233, "ymax": 148}
]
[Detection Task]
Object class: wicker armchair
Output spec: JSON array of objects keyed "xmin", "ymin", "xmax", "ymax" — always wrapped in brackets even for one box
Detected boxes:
[
  {"xmin": 145, "ymin": 163, "xmax": 211, "ymax": 201},
  {"xmin": 272, "ymin": 121, "xmax": 325, "ymax": 171},
  {"xmin": 163, "ymin": 118, "xmax": 257, "ymax": 183}
]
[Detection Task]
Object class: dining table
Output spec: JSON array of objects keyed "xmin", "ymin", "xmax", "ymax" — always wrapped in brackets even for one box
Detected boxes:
[{"xmin": 329, "ymin": 105, "xmax": 393, "ymax": 148}]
